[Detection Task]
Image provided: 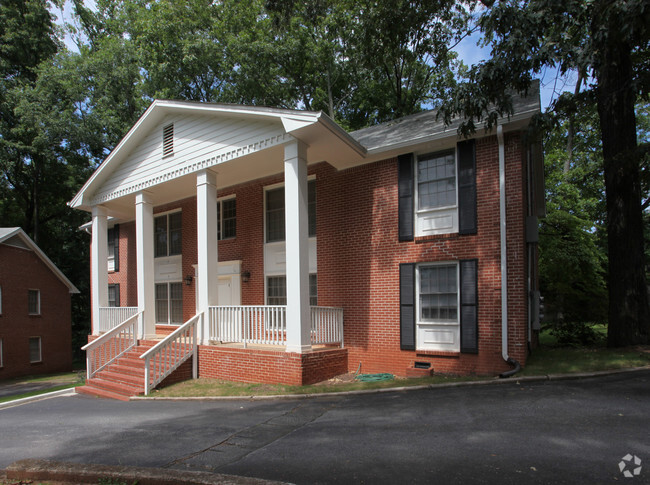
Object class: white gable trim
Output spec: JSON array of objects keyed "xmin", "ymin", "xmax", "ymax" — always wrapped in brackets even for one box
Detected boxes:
[{"xmin": 90, "ymin": 131, "xmax": 294, "ymax": 205}]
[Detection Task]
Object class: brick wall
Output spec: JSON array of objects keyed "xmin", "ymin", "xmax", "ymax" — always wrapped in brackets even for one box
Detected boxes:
[
  {"xmin": 96, "ymin": 131, "xmax": 531, "ymax": 382},
  {"xmin": 0, "ymin": 244, "xmax": 73, "ymax": 379}
]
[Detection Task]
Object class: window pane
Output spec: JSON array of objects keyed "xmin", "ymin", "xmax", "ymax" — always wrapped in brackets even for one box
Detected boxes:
[
  {"xmin": 308, "ymin": 180, "xmax": 316, "ymax": 237},
  {"xmin": 108, "ymin": 285, "xmax": 117, "ymax": 307},
  {"xmin": 309, "ymin": 273, "xmax": 317, "ymax": 306},
  {"xmin": 155, "ymin": 284, "xmax": 168, "ymax": 324},
  {"xmin": 266, "ymin": 188, "xmax": 285, "ymax": 242},
  {"xmin": 154, "ymin": 215, "xmax": 167, "ymax": 257},
  {"xmin": 168, "ymin": 212, "xmax": 182, "ymax": 255},
  {"xmin": 419, "ymin": 264, "xmax": 457, "ymax": 322},
  {"xmin": 169, "ymin": 283, "xmax": 183, "ymax": 324},
  {"xmin": 221, "ymin": 199, "xmax": 236, "ymax": 239},
  {"xmin": 418, "ymin": 151, "xmax": 456, "ymax": 210},
  {"xmin": 28, "ymin": 290, "xmax": 39, "ymax": 314},
  {"xmin": 29, "ymin": 337, "xmax": 41, "ymax": 363},
  {"xmin": 107, "ymin": 228, "xmax": 115, "ymax": 259},
  {"xmin": 267, "ymin": 276, "xmax": 287, "ymax": 305}
]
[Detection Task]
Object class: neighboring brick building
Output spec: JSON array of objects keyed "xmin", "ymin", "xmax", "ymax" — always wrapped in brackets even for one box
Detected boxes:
[
  {"xmin": 71, "ymin": 85, "xmax": 545, "ymax": 399},
  {"xmin": 0, "ymin": 228, "xmax": 78, "ymax": 380}
]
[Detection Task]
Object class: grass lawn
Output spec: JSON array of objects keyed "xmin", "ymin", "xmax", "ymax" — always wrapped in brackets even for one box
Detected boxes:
[
  {"xmin": 0, "ymin": 371, "xmax": 85, "ymax": 404},
  {"xmin": 150, "ymin": 324, "xmax": 650, "ymax": 398}
]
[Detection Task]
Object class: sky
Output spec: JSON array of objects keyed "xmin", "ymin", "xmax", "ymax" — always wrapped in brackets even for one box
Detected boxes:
[{"xmin": 52, "ymin": 0, "xmax": 577, "ymax": 112}]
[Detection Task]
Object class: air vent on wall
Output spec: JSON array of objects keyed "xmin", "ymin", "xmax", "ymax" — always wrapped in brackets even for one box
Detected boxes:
[{"xmin": 163, "ymin": 123, "xmax": 174, "ymax": 158}]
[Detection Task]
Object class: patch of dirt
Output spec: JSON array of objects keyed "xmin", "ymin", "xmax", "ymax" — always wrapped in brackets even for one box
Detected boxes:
[{"xmin": 313, "ymin": 372, "xmax": 357, "ymax": 386}]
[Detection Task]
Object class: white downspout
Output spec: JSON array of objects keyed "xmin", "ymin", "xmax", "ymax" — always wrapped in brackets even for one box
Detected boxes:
[{"xmin": 498, "ymin": 125, "xmax": 520, "ymax": 376}]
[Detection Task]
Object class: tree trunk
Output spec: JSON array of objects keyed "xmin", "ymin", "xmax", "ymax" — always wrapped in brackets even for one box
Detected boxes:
[{"xmin": 594, "ymin": 3, "xmax": 650, "ymax": 346}]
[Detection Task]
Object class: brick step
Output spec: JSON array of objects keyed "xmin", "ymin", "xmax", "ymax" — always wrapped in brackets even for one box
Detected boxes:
[
  {"xmin": 85, "ymin": 377, "xmax": 144, "ymax": 397},
  {"xmin": 116, "ymin": 356, "xmax": 146, "ymax": 368},
  {"xmin": 76, "ymin": 385, "xmax": 131, "ymax": 402},
  {"xmin": 97, "ymin": 369, "xmax": 145, "ymax": 387},
  {"xmin": 110, "ymin": 363, "xmax": 147, "ymax": 377}
]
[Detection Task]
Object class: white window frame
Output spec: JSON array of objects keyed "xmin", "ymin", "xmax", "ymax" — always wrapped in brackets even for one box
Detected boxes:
[
  {"xmin": 28, "ymin": 289, "xmax": 40, "ymax": 315},
  {"xmin": 155, "ymin": 281, "xmax": 183, "ymax": 325},
  {"xmin": 108, "ymin": 284, "xmax": 120, "ymax": 308},
  {"xmin": 154, "ymin": 209, "xmax": 182, "ymax": 258},
  {"xmin": 107, "ymin": 226, "xmax": 116, "ymax": 272},
  {"xmin": 414, "ymin": 149, "xmax": 459, "ymax": 236},
  {"xmin": 264, "ymin": 274, "xmax": 318, "ymax": 306},
  {"xmin": 263, "ymin": 177, "xmax": 317, "ymax": 244},
  {"xmin": 415, "ymin": 262, "xmax": 460, "ymax": 352},
  {"xmin": 29, "ymin": 336, "xmax": 42, "ymax": 363},
  {"xmin": 217, "ymin": 195, "xmax": 236, "ymax": 241}
]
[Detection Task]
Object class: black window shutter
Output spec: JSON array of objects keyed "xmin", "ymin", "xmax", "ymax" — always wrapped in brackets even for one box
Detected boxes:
[
  {"xmin": 457, "ymin": 139, "xmax": 477, "ymax": 234},
  {"xmin": 398, "ymin": 153, "xmax": 414, "ymax": 241},
  {"xmin": 400, "ymin": 263, "xmax": 416, "ymax": 350},
  {"xmin": 460, "ymin": 259, "xmax": 478, "ymax": 353},
  {"xmin": 114, "ymin": 284, "xmax": 120, "ymax": 308},
  {"xmin": 113, "ymin": 224, "xmax": 120, "ymax": 272}
]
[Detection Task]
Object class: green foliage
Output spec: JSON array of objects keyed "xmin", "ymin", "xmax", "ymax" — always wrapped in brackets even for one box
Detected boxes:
[
  {"xmin": 544, "ymin": 321, "xmax": 603, "ymax": 347},
  {"xmin": 539, "ymin": 96, "xmax": 608, "ymax": 325}
]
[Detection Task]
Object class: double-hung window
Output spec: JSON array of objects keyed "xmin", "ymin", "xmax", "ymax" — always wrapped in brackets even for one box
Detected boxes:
[
  {"xmin": 217, "ymin": 197, "xmax": 236, "ymax": 240},
  {"xmin": 28, "ymin": 289, "xmax": 40, "ymax": 315},
  {"xmin": 29, "ymin": 337, "xmax": 41, "ymax": 363},
  {"xmin": 107, "ymin": 226, "xmax": 118, "ymax": 272},
  {"xmin": 108, "ymin": 284, "xmax": 120, "ymax": 307},
  {"xmin": 416, "ymin": 263, "xmax": 459, "ymax": 352},
  {"xmin": 155, "ymin": 212, "xmax": 182, "ymax": 257},
  {"xmin": 266, "ymin": 274, "xmax": 317, "ymax": 306},
  {"xmin": 415, "ymin": 150, "xmax": 458, "ymax": 236},
  {"xmin": 155, "ymin": 282, "xmax": 183, "ymax": 325},
  {"xmin": 266, "ymin": 180, "xmax": 316, "ymax": 243}
]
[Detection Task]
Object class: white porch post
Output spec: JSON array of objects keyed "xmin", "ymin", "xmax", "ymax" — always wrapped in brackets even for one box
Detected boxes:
[
  {"xmin": 136, "ymin": 191, "xmax": 156, "ymax": 339},
  {"xmin": 197, "ymin": 169, "xmax": 218, "ymax": 344},
  {"xmin": 91, "ymin": 205, "xmax": 108, "ymax": 335},
  {"xmin": 284, "ymin": 140, "xmax": 311, "ymax": 353}
]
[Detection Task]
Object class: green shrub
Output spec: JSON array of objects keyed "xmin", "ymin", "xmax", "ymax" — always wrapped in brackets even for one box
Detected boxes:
[{"xmin": 545, "ymin": 321, "xmax": 603, "ymax": 347}]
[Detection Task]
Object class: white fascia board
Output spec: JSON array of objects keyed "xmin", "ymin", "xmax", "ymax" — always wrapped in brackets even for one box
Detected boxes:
[{"xmin": 0, "ymin": 228, "xmax": 80, "ymax": 293}]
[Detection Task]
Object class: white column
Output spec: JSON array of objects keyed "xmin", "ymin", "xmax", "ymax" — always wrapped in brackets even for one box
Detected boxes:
[
  {"xmin": 136, "ymin": 191, "xmax": 156, "ymax": 339},
  {"xmin": 197, "ymin": 169, "xmax": 218, "ymax": 344},
  {"xmin": 91, "ymin": 205, "xmax": 108, "ymax": 335},
  {"xmin": 284, "ymin": 141, "xmax": 311, "ymax": 353}
]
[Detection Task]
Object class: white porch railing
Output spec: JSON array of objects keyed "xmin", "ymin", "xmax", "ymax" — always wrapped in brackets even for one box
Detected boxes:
[
  {"xmin": 208, "ymin": 305, "xmax": 343, "ymax": 347},
  {"xmin": 140, "ymin": 313, "xmax": 200, "ymax": 395},
  {"xmin": 99, "ymin": 306, "xmax": 138, "ymax": 333},
  {"xmin": 310, "ymin": 306, "xmax": 344, "ymax": 346},
  {"xmin": 82, "ymin": 311, "xmax": 141, "ymax": 379}
]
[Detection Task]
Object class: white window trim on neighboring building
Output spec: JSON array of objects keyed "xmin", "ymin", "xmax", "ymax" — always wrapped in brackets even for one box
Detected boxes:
[
  {"xmin": 414, "ymin": 149, "xmax": 459, "ymax": 237},
  {"xmin": 28, "ymin": 289, "xmax": 40, "ymax": 315},
  {"xmin": 29, "ymin": 336, "xmax": 42, "ymax": 363},
  {"xmin": 415, "ymin": 262, "xmax": 460, "ymax": 352}
]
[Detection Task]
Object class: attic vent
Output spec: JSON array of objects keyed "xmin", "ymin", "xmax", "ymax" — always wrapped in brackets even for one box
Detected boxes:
[{"xmin": 163, "ymin": 123, "xmax": 174, "ymax": 158}]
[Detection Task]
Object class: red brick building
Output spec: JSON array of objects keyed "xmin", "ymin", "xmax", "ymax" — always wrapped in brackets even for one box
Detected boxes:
[
  {"xmin": 71, "ymin": 86, "xmax": 545, "ymax": 399},
  {"xmin": 0, "ymin": 228, "xmax": 78, "ymax": 379}
]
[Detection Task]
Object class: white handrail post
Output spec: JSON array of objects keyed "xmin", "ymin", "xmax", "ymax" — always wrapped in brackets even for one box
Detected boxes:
[
  {"xmin": 193, "ymin": 315, "xmax": 199, "ymax": 379},
  {"xmin": 144, "ymin": 358, "xmax": 150, "ymax": 396}
]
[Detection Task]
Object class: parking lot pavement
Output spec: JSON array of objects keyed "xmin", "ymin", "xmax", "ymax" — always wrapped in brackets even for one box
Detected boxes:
[{"xmin": 0, "ymin": 370, "xmax": 648, "ymax": 484}]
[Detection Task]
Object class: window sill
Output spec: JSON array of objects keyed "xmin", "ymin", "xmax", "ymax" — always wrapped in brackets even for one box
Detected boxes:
[{"xmin": 416, "ymin": 350, "xmax": 460, "ymax": 358}]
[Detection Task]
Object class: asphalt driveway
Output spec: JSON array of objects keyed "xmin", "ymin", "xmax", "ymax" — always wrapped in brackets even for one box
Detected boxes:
[{"xmin": 0, "ymin": 370, "xmax": 648, "ymax": 484}]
